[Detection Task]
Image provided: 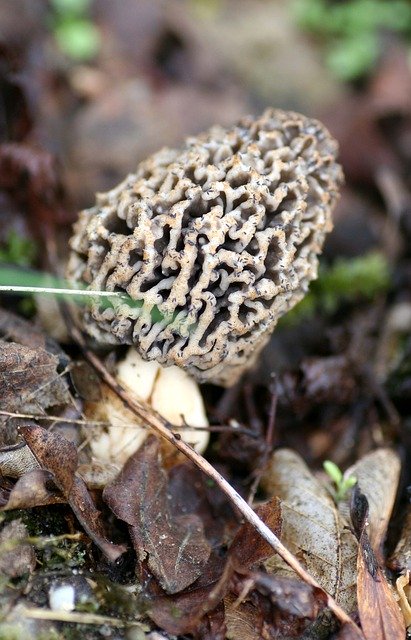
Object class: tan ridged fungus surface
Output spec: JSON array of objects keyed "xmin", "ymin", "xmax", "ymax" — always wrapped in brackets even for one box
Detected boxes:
[{"xmin": 67, "ymin": 109, "xmax": 343, "ymax": 386}]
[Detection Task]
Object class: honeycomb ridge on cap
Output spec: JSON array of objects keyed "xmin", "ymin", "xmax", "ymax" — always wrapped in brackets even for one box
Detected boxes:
[{"xmin": 67, "ymin": 108, "xmax": 343, "ymax": 386}]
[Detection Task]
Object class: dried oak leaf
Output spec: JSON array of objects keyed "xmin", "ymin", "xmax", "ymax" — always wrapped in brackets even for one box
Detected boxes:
[
  {"xmin": 350, "ymin": 486, "xmax": 405, "ymax": 640},
  {"xmin": 103, "ymin": 434, "xmax": 211, "ymax": 593},
  {"xmin": 19, "ymin": 425, "xmax": 125, "ymax": 562}
]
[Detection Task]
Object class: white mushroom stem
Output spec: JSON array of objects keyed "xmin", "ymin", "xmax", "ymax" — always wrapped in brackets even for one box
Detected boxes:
[{"xmin": 88, "ymin": 348, "xmax": 209, "ymax": 468}]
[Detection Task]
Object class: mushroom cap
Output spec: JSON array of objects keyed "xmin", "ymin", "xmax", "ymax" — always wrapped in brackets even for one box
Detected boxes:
[{"xmin": 67, "ymin": 109, "xmax": 343, "ymax": 386}]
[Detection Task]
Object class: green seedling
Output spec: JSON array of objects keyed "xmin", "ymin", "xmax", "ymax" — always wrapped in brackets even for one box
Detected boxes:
[{"xmin": 323, "ymin": 459, "xmax": 357, "ymax": 503}]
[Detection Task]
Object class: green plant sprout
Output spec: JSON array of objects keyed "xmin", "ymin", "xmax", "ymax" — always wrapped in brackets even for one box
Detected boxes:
[
  {"xmin": 49, "ymin": 0, "xmax": 100, "ymax": 61},
  {"xmin": 280, "ymin": 251, "xmax": 390, "ymax": 326},
  {"xmin": 323, "ymin": 460, "xmax": 357, "ymax": 503},
  {"xmin": 293, "ymin": 0, "xmax": 411, "ymax": 80}
]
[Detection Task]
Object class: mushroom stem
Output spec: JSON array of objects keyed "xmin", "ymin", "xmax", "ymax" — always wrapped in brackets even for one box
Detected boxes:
[{"xmin": 84, "ymin": 348, "xmax": 209, "ymax": 475}]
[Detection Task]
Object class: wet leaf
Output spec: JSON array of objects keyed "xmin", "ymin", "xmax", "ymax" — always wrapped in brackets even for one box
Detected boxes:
[
  {"xmin": 262, "ymin": 448, "xmax": 358, "ymax": 614},
  {"xmin": 104, "ymin": 435, "xmax": 211, "ymax": 593},
  {"xmin": 350, "ymin": 486, "xmax": 405, "ymax": 640}
]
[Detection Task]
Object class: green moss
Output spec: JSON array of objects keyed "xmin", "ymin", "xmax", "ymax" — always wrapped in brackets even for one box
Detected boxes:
[{"xmin": 281, "ymin": 252, "xmax": 390, "ymax": 326}]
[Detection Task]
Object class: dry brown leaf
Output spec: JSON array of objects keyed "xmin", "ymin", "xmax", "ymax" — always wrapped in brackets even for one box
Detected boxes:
[
  {"xmin": 224, "ymin": 592, "xmax": 265, "ymax": 640},
  {"xmin": 229, "ymin": 497, "xmax": 282, "ymax": 568},
  {"xmin": 19, "ymin": 425, "xmax": 126, "ymax": 562},
  {"xmin": 0, "ymin": 341, "xmax": 70, "ymax": 441},
  {"xmin": 261, "ymin": 448, "xmax": 358, "ymax": 614},
  {"xmin": 351, "ymin": 486, "xmax": 405, "ymax": 640},
  {"xmin": 19, "ymin": 424, "xmax": 78, "ymax": 495},
  {"xmin": 0, "ymin": 469, "xmax": 65, "ymax": 510},
  {"xmin": 396, "ymin": 573, "xmax": 411, "ymax": 629},
  {"xmin": 104, "ymin": 435, "xmax": 211, "ymax": 594},
  {"xmin": 0, "ymin": 308, "xmax": 68, "ymax": 358},
  {"xmin": 344, "ymin": 448, "xmax": 400, "ymax": 553},
  {"xmin": 0, "ymin": 442, "xmax": 40, "ymax": 477},
  {"xmin": 390, "ymin": 504, "xmax": 411, "ymax": 573}
]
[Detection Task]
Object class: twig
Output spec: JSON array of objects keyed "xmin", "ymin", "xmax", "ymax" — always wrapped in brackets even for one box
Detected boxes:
[
  {"xmin": 68, "ymin": 321, "xmax": 363, "ymax": 635},
  {"xmin": 21, "ymin": 607, "xmax": 146, "ymax": 628},
  {"xmin": 247, "ymin": 377, "xmax": 278, "ymax": 504}
]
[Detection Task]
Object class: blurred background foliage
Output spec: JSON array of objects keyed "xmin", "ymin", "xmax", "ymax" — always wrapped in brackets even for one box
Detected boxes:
[{"xmin": 1, "ymin": 0, "xmax": 411, "ymax": 332}]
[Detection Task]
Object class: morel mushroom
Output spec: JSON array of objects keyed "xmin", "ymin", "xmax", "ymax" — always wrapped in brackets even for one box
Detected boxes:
[{"xmin": 68, "ymin": 109, "xmax": 342, "ymax": 386}]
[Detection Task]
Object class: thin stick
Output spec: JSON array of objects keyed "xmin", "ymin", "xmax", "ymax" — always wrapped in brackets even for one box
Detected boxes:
[
  {"xmin": 22, "ymin": 607, "xmax": 144, "ymax": 628},
  {"xmin": 68, "ymin": 321, "xmax": 363, "ymax": 634}
]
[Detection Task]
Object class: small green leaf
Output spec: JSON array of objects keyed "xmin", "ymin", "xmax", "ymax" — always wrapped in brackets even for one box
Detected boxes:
[{"xmin": 323, "ymin": 460, "xmax": 343, "ymax": 485}]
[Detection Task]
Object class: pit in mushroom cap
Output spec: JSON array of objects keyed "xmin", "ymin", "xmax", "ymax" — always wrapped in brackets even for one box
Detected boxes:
[{"xmin": 67, "ymin": 109, "xmax": 343, "ymax": 386}]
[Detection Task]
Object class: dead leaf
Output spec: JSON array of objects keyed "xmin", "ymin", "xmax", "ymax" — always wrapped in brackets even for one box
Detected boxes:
[
  {"xmin": 344, "ymin": 448, "xmax": 400, "ymax": 553},
  {"xmin": 19, "ymin": 425, "xmax": 126, "ymax": 562},
  {"xmin": 0, "ymin": 519, "xmax": 36, "ymax": 578},
  {"xmin": 229, "ymin": 497, "xmax": 282, "ymax": 568},
  {"xmin": 19, "ymin": 424, "xmax": 77, "ymax": 496},
  {"xmin": 224, "ymin": 592, "xmax": 266, "ymax": 640},
  {"xmin": 396, "ymin": 573, "xmax": 411, "ymax": 629},
  {"xmin": 0, "ymin": 341, "xmax": 70, "ymax": 443},
  {"xmin": 0, "ymin": 442, "xmax": 40, "ymax": 477},
  {"xmin": 0, "ymin": 308, "xmax": 68, "ymax": 361},
  {"xmin": 389, "ymin": 504, "xmax": 411, "ymax": 574},
  {"xmin": 0, "ymin": 469, "xmax": 65, "ymax": 510},
  {"xmin": 147, "ymin": 551, "xmax": 227, "ymax": 635},
  {"xmin": 104, "ymin": 435, "xmax": 211, "ymax": 593},
  {"xmin": 261, "ymin": 448, "xmax": 358, "ymax": 614},
  {"xmin": 351, "ymin": 486, "xmax": 405, "ymax": 640},
  {"xmin": 225, "ymin": 574, "xmax": 326, "ymax": 640},
  {"xmin": 68, "ymin": 476, "xmax": 127, "ymax": 563}
]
